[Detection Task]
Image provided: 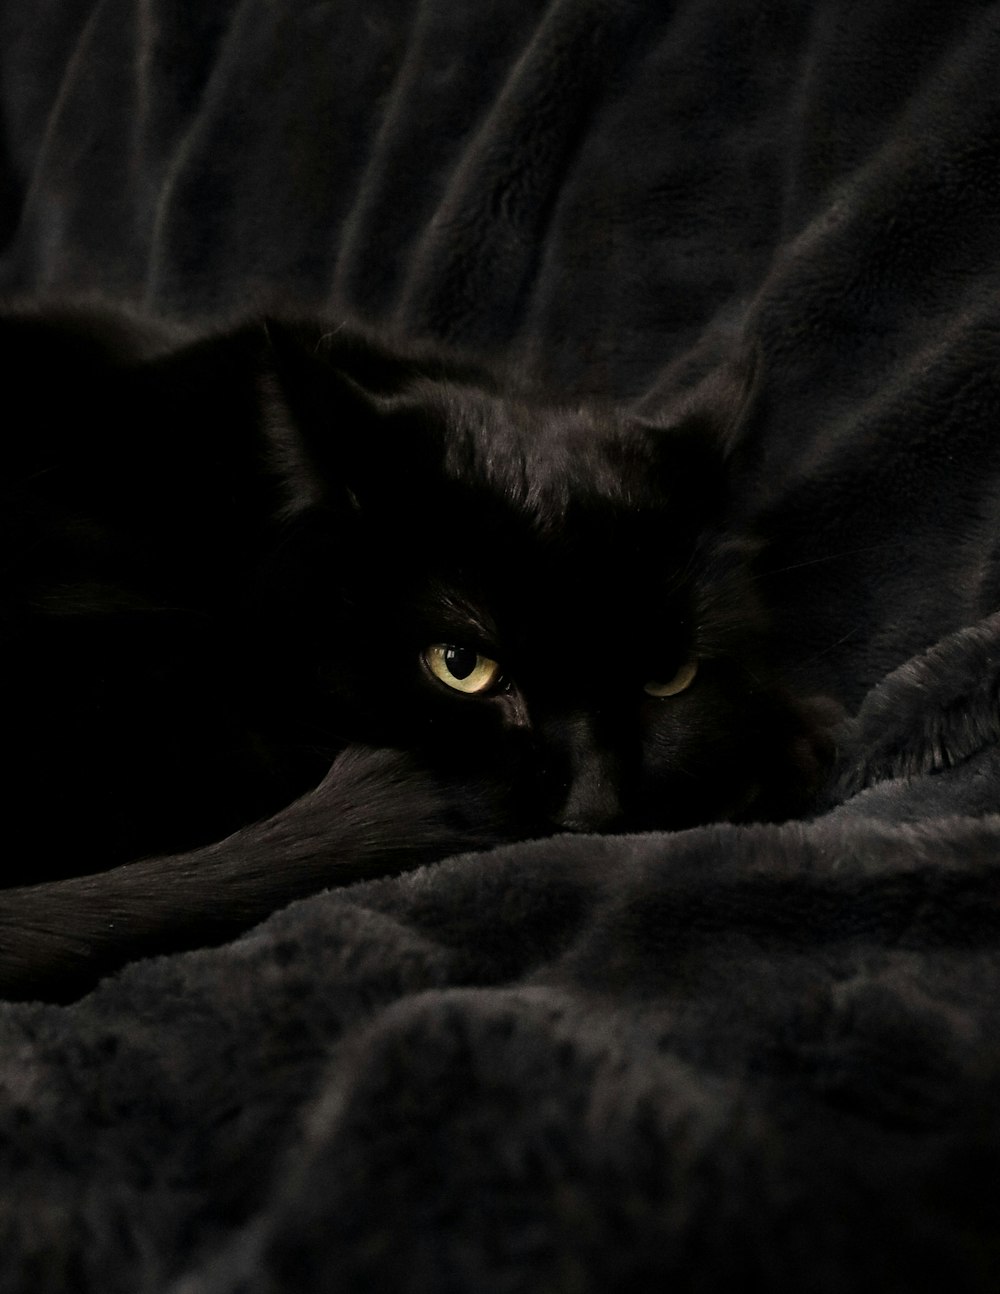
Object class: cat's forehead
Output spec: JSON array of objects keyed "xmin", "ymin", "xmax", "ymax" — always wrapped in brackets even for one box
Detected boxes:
[
  {"xmin": 374, "ymin": 381, "xmax": 726, "ymax": 651},
  {"xmin": 423, "ymin": 384, "xmax": 655, "ymax": 518},
  {"xmin": 403, "ymin": 411, "xmax": 694, "ymax": 641}
]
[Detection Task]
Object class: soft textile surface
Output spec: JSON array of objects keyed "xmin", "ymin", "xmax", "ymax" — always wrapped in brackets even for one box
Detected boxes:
[{"xmin": 3, "ymin": 1, "xmax": 1000, "ymax": 1289}]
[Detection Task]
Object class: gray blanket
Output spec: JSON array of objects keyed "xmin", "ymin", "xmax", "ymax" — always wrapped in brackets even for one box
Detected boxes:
[{"xmin": 3, "ymin": 2, "xmax": 1000, "ymax": 1289}]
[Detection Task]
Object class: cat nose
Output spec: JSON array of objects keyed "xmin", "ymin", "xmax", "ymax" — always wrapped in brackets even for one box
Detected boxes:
[
  {"xmin": 543, "ymin": 716, "xmax": 624, "ymax": 833},
  {"xmin": 551, "ymin": 776, "xmax": 623, "ymax": 833}
]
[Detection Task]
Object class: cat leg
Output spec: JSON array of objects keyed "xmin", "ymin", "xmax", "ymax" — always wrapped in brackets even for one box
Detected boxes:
[{"xmin": 0, "ymin": 747, "xmax": 510, "ymax": 1003}]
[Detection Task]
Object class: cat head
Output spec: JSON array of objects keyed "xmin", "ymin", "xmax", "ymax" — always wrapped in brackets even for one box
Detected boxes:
[{"xmin": 253, "ymin": 321, "xmax": 814, "ymax": 834}]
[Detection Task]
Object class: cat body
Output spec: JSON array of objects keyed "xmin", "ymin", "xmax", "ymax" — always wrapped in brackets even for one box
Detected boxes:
[{"xmin": 0, "ymin": 306, "xmax": 825, "ymax": 999}]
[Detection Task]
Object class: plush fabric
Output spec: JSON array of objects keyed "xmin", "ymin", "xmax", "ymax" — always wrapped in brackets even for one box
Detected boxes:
[{"xmin": 3, "ymin": 1, "xmax": 1000, "ymax": 1289}]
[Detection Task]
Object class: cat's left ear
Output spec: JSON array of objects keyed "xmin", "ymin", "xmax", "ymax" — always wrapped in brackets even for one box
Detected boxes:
[
  {"xmin": 635, "ymin": 342, "xmax": 760, "ymax": 471},
  {"xmin": 646, "ymin": 344, "xmax": 762, "ymax": 464},
  {"xmin": 624, "ymin": 347, "xmax": 759, "ymax": 524}
]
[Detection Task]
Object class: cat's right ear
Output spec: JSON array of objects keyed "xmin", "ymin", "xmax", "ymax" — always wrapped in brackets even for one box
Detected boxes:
[{"xmin": 257, "ymin": 318, "xmax": 422, "ymax": 522}]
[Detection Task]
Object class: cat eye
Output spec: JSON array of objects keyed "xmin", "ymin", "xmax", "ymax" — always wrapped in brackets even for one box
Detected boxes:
[
  {"xmin": 643, "ymin": 659, "xmax": 698, "ymax": 698},
  {"xmin": 423, "ymin": 643, "xmax": 503, "ymax": 695}
]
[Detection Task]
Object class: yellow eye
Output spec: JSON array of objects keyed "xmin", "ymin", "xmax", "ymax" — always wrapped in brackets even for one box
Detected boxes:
[
  {"xmin": 423, "ymin": 643, "xmax": 502, "ymax": 695},
  {"xmin": 643, "ymin": 659, "xmax": 698, "ymax": 698}
]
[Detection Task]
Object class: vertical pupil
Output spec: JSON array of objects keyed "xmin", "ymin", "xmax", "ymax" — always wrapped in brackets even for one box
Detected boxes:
[{"xmin": 444, "ymin": 646, "xmax": 477, "ymax": 680}]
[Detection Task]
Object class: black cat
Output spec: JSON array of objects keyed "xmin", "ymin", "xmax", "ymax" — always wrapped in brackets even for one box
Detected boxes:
[{"xmin": 0, "ymin": 305, "xmax": 829, "ymax": 1000}]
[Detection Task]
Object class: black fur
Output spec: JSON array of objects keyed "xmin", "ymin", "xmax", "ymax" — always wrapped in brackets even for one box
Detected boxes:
[{"xmin": 0, "ymin": 307, "xmax": 828, "ymax": 1000}]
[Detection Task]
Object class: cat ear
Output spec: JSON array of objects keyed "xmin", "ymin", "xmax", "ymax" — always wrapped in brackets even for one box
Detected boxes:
[
  {"xmin": 692, "ymin": 344, "xmax": 761, "ymax": 459},
  {"xmin": 628, "ymin": 345, "xmax": 761, "ymax": 516},
  {"xmin": 644, "ymin": 344, "xmax": 761, "ymax": 463},
  {"xmin": 257, "ymin": 319, "xmax": 429, "ymax": 521}
]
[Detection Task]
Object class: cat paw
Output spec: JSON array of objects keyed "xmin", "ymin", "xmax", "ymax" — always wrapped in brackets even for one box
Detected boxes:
[
  {"xmin": 300, "ymin": 744, "xmax": 520, "ymax": 864},
  {"xmin": 762, "ymin": 692, "xmax": 847, "ymax": 820}
]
